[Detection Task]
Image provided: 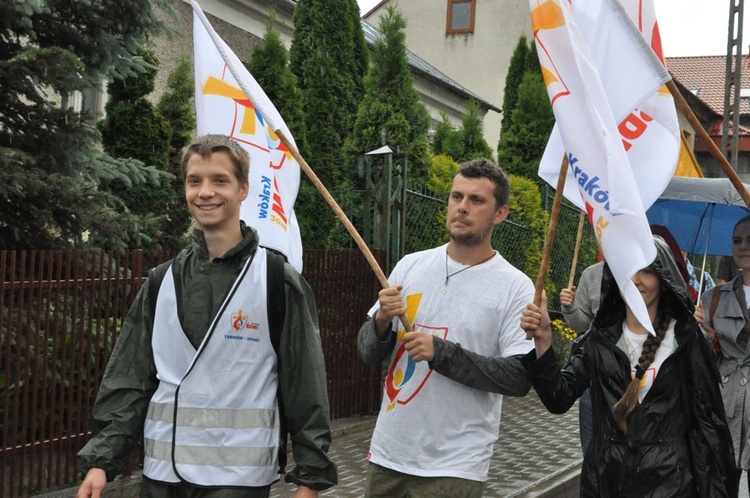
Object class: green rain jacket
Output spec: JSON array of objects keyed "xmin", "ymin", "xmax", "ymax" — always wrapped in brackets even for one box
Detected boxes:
[{"xmin": 78, "ymin": 224, "xmax": 337, "ymax": 492}]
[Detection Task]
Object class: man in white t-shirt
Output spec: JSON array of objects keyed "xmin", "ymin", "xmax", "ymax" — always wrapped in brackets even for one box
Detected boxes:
[{"xmin": 357, "ymin": 158, "xmax": 534, "ymax": 498}]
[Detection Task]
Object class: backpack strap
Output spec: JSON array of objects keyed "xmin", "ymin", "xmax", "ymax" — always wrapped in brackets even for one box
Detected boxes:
[
  {"xmin": 148, "ymin": 259, "xmax": 174, "ymax": 318},
  {"xmin": 265, "ymin": 248, "xmax": 287, "ymax": 354},
  {"xmin": 263, "ymin": 247, "xmax": 288, "ymax": 472},
  {"xmin": 146, "ymin": 251, "xmax": 286, "ymax": 343}
]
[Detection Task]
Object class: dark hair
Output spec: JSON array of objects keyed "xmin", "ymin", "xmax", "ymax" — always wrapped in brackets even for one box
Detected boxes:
[
  {"xmin": 181, "ymin": 134, "xmax": 250, "ymax": 184},
  {"xmin": 734, "ymin": 215, "xmax": 750, "ymax": 235},
  {"xmin": 457, "ymin": 158, "xmax": 510, "ymax": 208},
  {"xmin": 612, "ymin": 282, "xmax": 677, "ymax": 433}
]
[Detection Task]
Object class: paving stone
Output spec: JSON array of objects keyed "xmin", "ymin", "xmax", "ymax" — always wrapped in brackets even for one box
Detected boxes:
[{"xmin": 270, "ymin": 390, "xmax": 583, "ymax": 497}]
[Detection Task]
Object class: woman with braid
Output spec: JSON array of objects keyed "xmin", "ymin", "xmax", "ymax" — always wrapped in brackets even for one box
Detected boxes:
[{"xmin": 520, "ymin": 236, "xmax": 734, "ymax": 497}]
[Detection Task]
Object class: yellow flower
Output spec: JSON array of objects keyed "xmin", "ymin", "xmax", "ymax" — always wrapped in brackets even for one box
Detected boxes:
[{"xmin": 551, "ymin": 319, "xmax": 577, "ymax": 342}]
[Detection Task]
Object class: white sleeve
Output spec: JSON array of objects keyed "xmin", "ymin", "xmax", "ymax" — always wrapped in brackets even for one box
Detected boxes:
[{"xmin": 497, "ymin": 276, "xmax": 535, "ymax": 357}]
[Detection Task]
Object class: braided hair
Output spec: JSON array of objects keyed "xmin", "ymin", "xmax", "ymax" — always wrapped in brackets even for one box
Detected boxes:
[{"xmin": 612, "ymin": 281, "xmax": 677, "ymax": 433}]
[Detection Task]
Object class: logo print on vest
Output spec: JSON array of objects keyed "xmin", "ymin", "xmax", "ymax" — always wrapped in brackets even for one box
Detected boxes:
[{"xmin": 231, "ymin": 310, "xmax": 259, "ymax": 331}]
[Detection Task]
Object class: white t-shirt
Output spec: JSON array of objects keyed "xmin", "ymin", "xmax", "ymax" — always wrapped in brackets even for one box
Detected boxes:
[
  {"xmin": 621, "ymin": 319, "xmax": 677, "ymax": 403},
  {"xmin": 367, "ymin": 244, "xmax": 534, "ymax": 481}
]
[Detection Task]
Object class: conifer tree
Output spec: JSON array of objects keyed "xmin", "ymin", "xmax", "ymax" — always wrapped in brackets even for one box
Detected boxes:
[
  {"xmin": 98, "ymin": 49, "xmax": 172, "ymax": 249},
  {"xmin": 248, "ymin": 16, "xmax": 309, "ymax": 159},
  {"xmin": 0, "ymin": 0, "xmax": 170, "ymax": 249},
  {"xmin": 158, "ymin": 57, "xmax": 197, "ymax": 165},
  {"xmin": 290, "ymin": 0, "xmax": 367, "ymax": 182},
  {"xmin": 460, "ymin": 100, "xmax": 494, "ymax": 161},
  {"xmin": 506, "ymin": 175, "xmax": 548, "ymax": 277},
  {"xmin": 431, "ymin": 113, "xmax": 465, "ymax": 161},
  {"xmin": 497, "ymin": 42, "xmax": 554, "ymax": 182},
  {"xmin": 431, "ymin": 103, "xmax": 492, "ymax": 164},
  {"xmin": 350, "ymin": 7, "xmax": 431, "ymax": 182},
  {"xmin": 290, "ymin": 0, "xmax": 368, "ymax": 248},
  {"xmin": 428, "ymin": 154, "xmax": 460, "ymax": 198},
  {"xmin": 500, "ymin": 36, "xmax": 530, "ymax": 137},
  {"xmin": 156, "ymin": 57, "xmax": 197, "ymax": 251}
]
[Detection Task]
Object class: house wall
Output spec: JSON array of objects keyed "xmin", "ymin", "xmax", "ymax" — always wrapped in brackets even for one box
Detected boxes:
[
  {"xmin": 698, "ymin": 151, "xmax": 750, "ymax": 182},
  {"xmin": 365, "ymin": 0, "xmax": 534, "ymax": 151},
  {"xmin": 114, "ymin": 0, "xmax": 481, "ymax": 156},
  {"xmin": 149, "ymin": 0, "xmax": 294, "ymax": 105},
  {"xmin": 413, "ymin": 76, "xmax": 475, "ymax": 135}
]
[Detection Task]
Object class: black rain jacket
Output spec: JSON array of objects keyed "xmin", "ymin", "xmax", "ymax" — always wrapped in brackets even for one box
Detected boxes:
[{"xmin": 523, "ymin": 237, "xmax": 734, "ymax": 497}]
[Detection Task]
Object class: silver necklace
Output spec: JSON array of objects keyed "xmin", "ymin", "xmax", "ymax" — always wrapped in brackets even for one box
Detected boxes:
[
  {"xmin": 442, "ymin": 251, "xmax": 495, "ymax": 294},
  {"xmin": 624, "ymin": 335, "xmax": 637, "ymax": 363}
]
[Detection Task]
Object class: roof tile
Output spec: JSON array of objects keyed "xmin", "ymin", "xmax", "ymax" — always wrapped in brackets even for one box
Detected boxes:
[{"xmin": 666, "ymin": 55, "xmax": 750, "ymax": 115}]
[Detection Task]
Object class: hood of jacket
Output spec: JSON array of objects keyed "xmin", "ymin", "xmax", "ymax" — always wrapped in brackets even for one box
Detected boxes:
[{"xmin": 594, "ymin": 235, "xmax": 695, "ymax": 335}]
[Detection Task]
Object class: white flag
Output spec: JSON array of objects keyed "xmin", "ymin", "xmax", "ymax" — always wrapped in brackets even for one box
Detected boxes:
[
  {"xmin": 192, "ymin": 1, "xmax": 303, "ymax": 271},
  {"xmin": 530, "ymin": 0, "xmax": 667, "ymax": 333},
  {"xmin": 538, "ymin": 0, "xmax": 679, "ymax": 212}
]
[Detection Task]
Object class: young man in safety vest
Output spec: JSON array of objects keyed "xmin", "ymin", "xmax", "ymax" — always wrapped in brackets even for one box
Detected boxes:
[{"xmin": 76, "ymin": 134, "xmax": 337, "ymax": 498}]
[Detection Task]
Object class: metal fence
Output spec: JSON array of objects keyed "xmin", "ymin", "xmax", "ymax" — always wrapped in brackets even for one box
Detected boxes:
[
  {"xmin": 0, "ymin": 182, "xmax": 599, "ymax": 496},
  {"xmin": 0, "ymin": 249, "xmax": 384, "ymax": 497},
  {"xmin": 0, "ymin": 250, "xmax": 165, "ymax": 497},
  {"xmin": 399, "ymin": 185, "xmax": 600, "ymax": 312}
]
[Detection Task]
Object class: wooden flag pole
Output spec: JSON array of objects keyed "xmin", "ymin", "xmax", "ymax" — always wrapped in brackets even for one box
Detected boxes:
[
  {"xmin": 531, "ymin": 154, "xmax": 570, "ymax": 339},
  {"xmin": 568, "ymin": 210, "xmax": 586, "ymax": 288},
  {"xmin": 191, "ymin": 5, "xmax": 413, "ymax": 332},
  {"xmin": 275, "ymin": 129, "xmax": 412, "ymax": 333},
  {"xmin": 666, "ymin": 79, "xmax": 750, "ymax": 207}
]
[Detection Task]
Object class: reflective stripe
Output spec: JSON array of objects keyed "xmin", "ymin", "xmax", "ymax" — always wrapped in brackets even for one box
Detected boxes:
[
  {"xmin": 145, "ymin": 438, "xmax": 278, "ymax": 467},
  {"xmin": 147, "ymin": 402, "xmax": 276, "ymax": 429}
]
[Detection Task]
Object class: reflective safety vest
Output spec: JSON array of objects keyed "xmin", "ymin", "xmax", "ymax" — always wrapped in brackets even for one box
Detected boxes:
[{"xmin": 143, "ymin": 249, "xmax": 280, "ymax": 486}]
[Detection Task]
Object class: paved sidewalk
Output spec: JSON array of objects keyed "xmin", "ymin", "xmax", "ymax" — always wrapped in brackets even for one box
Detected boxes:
[
  {"xmin": 39, "ymin": 389, "xmax": 749, "ymax": 498},
  {"xmin": 271, "ymin": 390, "xmax": 583, "ymax": 498},
  {"xmin": 37, "ymin": 390, "xmax": 581, "ymax": 498}
]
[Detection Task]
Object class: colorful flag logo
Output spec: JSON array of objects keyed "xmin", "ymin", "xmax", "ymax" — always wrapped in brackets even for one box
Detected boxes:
[
  {"xmin": 531, "ymin": 0, "xmax": 670, "ymax": 333},
  {"xmin": 193, "ymin": 1, "xmax": 303, "ymax": 271},
  {"xmin": 537, "ymin": 0, "xmax": 679, "ymax": 213}
]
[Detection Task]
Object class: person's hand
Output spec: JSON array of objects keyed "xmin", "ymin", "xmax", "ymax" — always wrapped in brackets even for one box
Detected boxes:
[
  {"xmin": 694, "ymin": 300, "xmax": 717, "ymax": 340},
  {"xmin": 374, "ymin": 285, "xmax": 406, "ymax": 338},
  {"xmin": 402, "ymin": 331, "xmax": 435, "ymax": 362},
  {"xmin": 520, "ymin": 292, "xmax": 553, "ymax": 358},
  {"xmin": 293, "ymin": 485, "xmax": 318, "ymax": 498},
  {"xmin": 559, "ymin": 286, "xmax": 576, "ymax": 307},
  {"xmin": 75, "ymin": 468, "xmax": 106, "ymax": 498},
  {"xmin": 694, "ymin": 299, "xmax": 705, "ymax": 324}
]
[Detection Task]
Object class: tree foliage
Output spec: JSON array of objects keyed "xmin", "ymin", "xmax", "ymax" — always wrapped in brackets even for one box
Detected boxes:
[
  {"xmin": 460, "ymin": 100, "xmax": 494, "ymax": 162},
  {"xmin": 0, "ymin": 0, "xmax": 170, "ymax": 249},
  {"xmin": 431, "ymin": 113, "xmax": 464, "ymax": 160},
  {"xmin": 350, "ymin": 7, "xmax": 431, "ymax": 182},
  {"xmin": 156, "ymin": 57, "xmax": 197, "ymax": 251},
  {"xmin": 98, "ymin": 49, "xmax": 172, "ymax": 249},
  {"xmin": 248, "ymin": 15, "xmax": 309, "ymax": 159},
  {"xmin": 500, "ymin": 36, "xmax": 530, "ymax": 135},
  {"xmin": 290, "ymin": 0, "xmax": 366, "ymax": 180},
  {"xmin": 290, "ymin": 0, "xmax": 368, "ymax": 248},
  {"xmin": 497, "ymin": 45, "xmax": 555, "ymax": 182},
  {"xmin": 508, "ymin": 174, "xmax": 548, "ymax": 278},
  {"xmin": 431, "ymin": 101, "xmax": 493, "ymax": 164},
  {"xmin": 158, "ymin": 57, "xmax": 196, "ymax": 164},
  {"xmin": 428, "ymin": 154, "xmax": 459, "ymax": 198}
]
